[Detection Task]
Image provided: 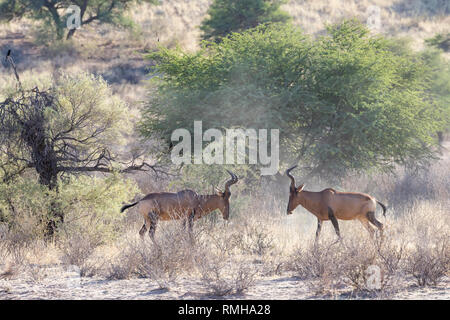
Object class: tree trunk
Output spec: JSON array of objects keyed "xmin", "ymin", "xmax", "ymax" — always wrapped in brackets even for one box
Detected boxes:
[
  {"xmin": 46, "ymin": 4, "xmax": 65, "ymax": 40},
  {"xmin": 36, "ymin": 149, "xmax": 63, "ymax": 240},
  {"xmin": 66, "ymin": 0, "xmax": 88, "ymax": 40},
  {"xmin": 35, "ymin": 150, "xmax": 62, "ymax": 239},
  {"xmin": 66, "ymin": 28, "xmax": 76, "ymax": 40},
  {"xmin": 21, "ymin": 107, "xmax": 62, "ymax": 239}
]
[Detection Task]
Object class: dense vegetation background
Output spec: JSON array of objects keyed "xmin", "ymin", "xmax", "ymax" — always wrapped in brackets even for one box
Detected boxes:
[{"xmin": 142, "ymin": 21, "xmax": 446, "ymax": 184}]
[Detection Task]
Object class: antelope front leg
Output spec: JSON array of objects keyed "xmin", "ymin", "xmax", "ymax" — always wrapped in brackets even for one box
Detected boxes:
[
  {"xmin": 314, "ymin": 219, "xmax": 322, "ymax": 245},
  {"xmin": 187, "ymin": 210, "xmax": 195, "ymax": 243},
  {"xmin": 328, "ymin": 207, "xmax": 341, "ymax": 239}
]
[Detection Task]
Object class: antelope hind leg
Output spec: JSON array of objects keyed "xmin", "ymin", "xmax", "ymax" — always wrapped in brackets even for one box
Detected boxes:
[
  {"xmin": 187, "ymin": 210, "xmax": 195, "ymax": 244},
  {"xmin": 359, "ymin": 217, "xmax": 375, "ymax": 238},
  {"xmin": 139, "ymin": 213, "xmax": 151, "ymax": 239},
  {"xmin": 139, "ymin": 223, "xmax": 148, "ymax": 239},
  {"xmin": 314, "ymin": 219, "xmax": 322, "ymax": 245},
  {"xmin": 367, "ymin": 211, "xmax": 383, "ymax": 238},
  {"xmin": 188, "ymin": 210, "xmax": 195, "ymax": 231},
  {"xmin": 148, "ymin": 211, "xmax": 158, "ymax": 241}
]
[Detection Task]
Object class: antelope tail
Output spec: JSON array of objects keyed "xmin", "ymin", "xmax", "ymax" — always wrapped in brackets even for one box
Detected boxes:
[
  {"xmin": 120, "ymin": 201, "xmax": 139, "ymax": 213},
  {"xmin": 376, "ymin": 200, "xmax": 387, "ymax": 217}
]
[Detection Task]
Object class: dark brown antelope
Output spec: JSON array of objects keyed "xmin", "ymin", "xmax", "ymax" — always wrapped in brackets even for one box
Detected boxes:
[
  {"xmin": 285, "ymin": 165, "xmax": 387, "ymax": 240},
  {"xmin": 120, "ymin": 189, "xmax": 199, "ymax": 240},
  {"xmin": 194, "ymin": 170, "xmax": 238, "ymax": 221}
]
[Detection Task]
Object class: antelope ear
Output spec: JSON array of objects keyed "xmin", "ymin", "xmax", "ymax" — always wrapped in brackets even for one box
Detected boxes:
[
  {"xmin": 216, "ymin": 191, "xmax": 224, "ymax": 197},
  {"xmin": 297, "ymin": 184, "xmax": 305, "ymax": 192}
]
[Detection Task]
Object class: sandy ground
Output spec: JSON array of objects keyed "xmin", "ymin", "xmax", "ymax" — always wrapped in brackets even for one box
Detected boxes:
[{"xmin": 0, "ymin": 265, "xmax": 448, "ymax": 300}]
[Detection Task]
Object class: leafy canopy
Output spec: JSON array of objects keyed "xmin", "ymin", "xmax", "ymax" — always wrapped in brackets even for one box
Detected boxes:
[
  {"xmin": 142, "ymin": 20, "xmax": 447, "ymax": 181},
  {"xmin": 200, "ymin": 0, "xmax": 290, "ymax": 42}
]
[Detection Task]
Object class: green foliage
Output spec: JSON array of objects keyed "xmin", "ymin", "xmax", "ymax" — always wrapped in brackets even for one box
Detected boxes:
[
  {"xmin": 0, "ymin": 71, "xmax": 132, "ymax": 187},
  {"xmin": 49, "ymin": 72, "xmax": 131, "ymax": 155},
  {"xmin": 387, "ymin": 37, "xmax": 450, "ymax": 134},
  {"xmin": 419, "ymin": 48, "xmax": 450, "ymax": 133},
  {"xmin": 0, "ymin": 176, "xmax": 52, "ymax": 240},
  {"xmin": 0, "ymin": 69, "xmax": 140, "ymax": 239},
  {"xmin": 0, "ymin": 0, "xmax": 159, "ymax": 41},
  {"xmin": 200, "ymin": 0, "xmax": 290, "ymax": 42},
  {"xmin": 0, "ymin": 174, "xmax": 140, "ymax": 243},
  {"xmin": 142, "ymin": 20, "xmax": 446, "ymax": 182},
  {"xmin": 57, "ymin": 174, "xmax": 140, "ymax": 243}
]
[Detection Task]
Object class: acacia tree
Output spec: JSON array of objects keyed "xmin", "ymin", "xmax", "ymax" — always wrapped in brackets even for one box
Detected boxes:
[
  {"xmin": 142, "ymin": 21, "xmax": 446, "ymax": 183},
  {"xmin": 200, "ymin": 0, "xmax": 290, "ymax": 42},
  {"xmin": 0, "ymin": 56, "xmax": 160, "ymax": 234},
  {"xmin": 0, "ymin": 0, "xmax": 159, "ymax": 40}
]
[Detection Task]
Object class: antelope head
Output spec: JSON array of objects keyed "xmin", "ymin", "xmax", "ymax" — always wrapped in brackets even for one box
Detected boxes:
[
  {"xmin": 215, "ymin": 170, "xmax": 238, "ymax": 220},
  {"xmin": 286, "ymin": 165, "xmax": 305, "ymax": 215}
]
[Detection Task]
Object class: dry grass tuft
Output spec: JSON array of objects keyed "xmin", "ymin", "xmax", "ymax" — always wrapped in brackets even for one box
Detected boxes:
[
  {"xmin": 197, "ymin": 254, "xmax": 257, "ymax": 296},
  {"xmin": 405, "ymin": 236, "xmax": 450, "ymax": 287},
  {"xmin": 106, "ymin": 223, "xmax": 197, "ymax": 288},
  {"xmin": 60, "ymin": 233, "xmax": 102, "ymax": 277}
]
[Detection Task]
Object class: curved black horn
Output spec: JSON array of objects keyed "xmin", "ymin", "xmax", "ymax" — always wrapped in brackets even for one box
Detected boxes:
[
  {"xmin": 224, "ymin": 170, "xmax": 238, "ymax": 193},
  {"xmin": 286, "ymin": 165, "xmax": 297, "ymax": 190}
]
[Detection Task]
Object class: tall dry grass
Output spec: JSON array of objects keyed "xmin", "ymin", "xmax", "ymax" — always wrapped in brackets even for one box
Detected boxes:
[{"xmin": 0, "ymin": 154, "xmax": 448, "ymax": 298}]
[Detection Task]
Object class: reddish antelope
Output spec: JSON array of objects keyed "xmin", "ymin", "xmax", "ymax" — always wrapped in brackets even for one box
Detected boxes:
[
  {"xmin": 194, "ymin": 170, "xmax": 238, "ymax": 221},
  {"xmin": 286, "ymin": 165, "xmax": 386, "ymax": 240},
  {"xmin": 120, "ymin": 170, "xmax": 238, "ymax": 240},
  {"xmin": 120, "ymin": 189, "xmax": 199, "ymax": 240}
]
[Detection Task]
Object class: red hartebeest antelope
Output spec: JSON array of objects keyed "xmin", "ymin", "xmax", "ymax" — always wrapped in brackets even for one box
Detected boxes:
[
  {"xmin": 120, "ymin": 189, "xmax": 199, "ymax": 240},
  {"xmin": 120, "ymin": 171, "xmax": 238, "ymax": 240},
  {"xmin": 194, "ymin": 170, "xmax": 238, "ymax": 221},
  {"xmin": 285, "ymin": 166, "xmax": 387, "ymax": 240}
]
